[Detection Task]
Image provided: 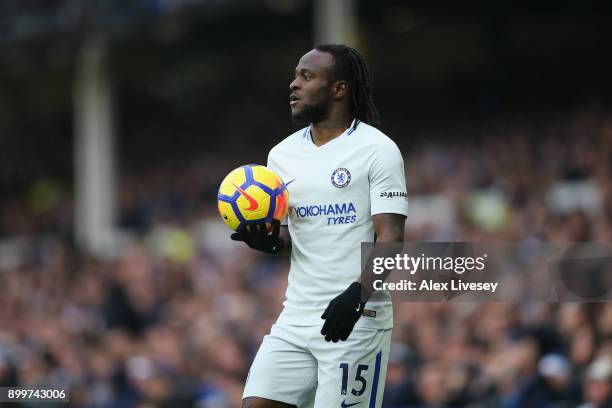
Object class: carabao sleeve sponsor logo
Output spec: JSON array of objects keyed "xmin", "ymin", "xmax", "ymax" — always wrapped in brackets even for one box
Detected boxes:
[{"xmin": 378, "ymin": 191, "xmax": 408, "ymax": 200}]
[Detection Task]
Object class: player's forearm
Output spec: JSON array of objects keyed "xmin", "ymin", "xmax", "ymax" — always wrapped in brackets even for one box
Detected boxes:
[
  {"xmin": 358, "ymin": 239, "xmax": 403, "ymax": 299},
  {"xmin": 375, "ymin": 226, "xmax": 404, "ymax": 243},
  {"xmin": 358, "ymin": 215, "xmax": 405, "ymax": 300}
]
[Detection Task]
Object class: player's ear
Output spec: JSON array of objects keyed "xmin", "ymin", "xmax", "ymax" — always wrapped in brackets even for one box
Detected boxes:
[{"xmin": 332, "ymin": 80, "xmax": 348, "ymax": 100}]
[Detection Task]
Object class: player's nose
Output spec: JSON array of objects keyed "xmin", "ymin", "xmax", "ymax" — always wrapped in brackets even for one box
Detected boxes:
[{"xmin": 289, "ymin": 77, "xmax": 300, "ymax": 91}]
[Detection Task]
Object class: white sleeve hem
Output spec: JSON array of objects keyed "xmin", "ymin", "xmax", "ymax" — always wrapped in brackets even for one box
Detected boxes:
[{"xmin": 371, "ymin": 203, "xmax": 409, "ymax": 217}]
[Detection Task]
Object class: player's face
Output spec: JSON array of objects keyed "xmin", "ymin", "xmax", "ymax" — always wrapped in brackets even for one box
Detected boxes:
[{"xmin": 289, "ymin": 50, "xmax": 334, "ymax": 125}]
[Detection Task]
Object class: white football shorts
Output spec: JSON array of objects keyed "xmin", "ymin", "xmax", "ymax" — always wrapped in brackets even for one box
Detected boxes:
[{"xmin": 242, "ymin": 322, "xmax": 391, "ymax": 408}]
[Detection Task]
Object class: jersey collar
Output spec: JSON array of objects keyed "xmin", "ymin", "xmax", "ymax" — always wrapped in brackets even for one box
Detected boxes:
[{"xmin": 302, "ymin": 118, "xmax": 361, "ymax": 141}]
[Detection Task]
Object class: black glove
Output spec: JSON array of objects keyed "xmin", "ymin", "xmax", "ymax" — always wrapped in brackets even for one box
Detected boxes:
[
  {"xmin": 231, "ymin": 219, "xmax": 285, "ymax": 254},
  {"xmin": 321, "ymin": 282, "xmax": 365, "ymax": 342}
]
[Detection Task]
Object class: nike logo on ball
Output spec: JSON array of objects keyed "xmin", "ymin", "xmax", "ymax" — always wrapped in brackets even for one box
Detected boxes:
[
  {"xmin": 232, "ymin": 182, "xmax": 259, "ymax": 210},
  {"xmin": 341, "ymin": 400, "xmax": 361, "ymax": 408}
]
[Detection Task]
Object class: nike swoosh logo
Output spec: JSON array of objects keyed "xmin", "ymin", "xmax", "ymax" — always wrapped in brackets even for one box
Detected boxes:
[
  {"xmin": 285, "ymin": 179, "xmax": 296, "ymax": 187},
  {"xmin": 341, "ymin": 401, "xmax": 361, "ymax": 408},
  {"xmin": 232, "ymin": 182, "xmax": 258, "ymax": 211}
]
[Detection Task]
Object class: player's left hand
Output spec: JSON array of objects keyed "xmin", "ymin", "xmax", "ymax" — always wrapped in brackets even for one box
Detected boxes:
[
  {"xmin": 230, "ymin": 219, "xmax": 285, "ymax": 254},
  {"xmin": 321, "ymin": 282, "xmax": 365, "ymax": 342}
]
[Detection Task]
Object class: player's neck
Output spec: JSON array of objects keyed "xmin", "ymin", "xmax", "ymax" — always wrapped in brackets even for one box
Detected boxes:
[{"xmin": 310, "ymin": 112, "xmax": 352, "ymax": 147}]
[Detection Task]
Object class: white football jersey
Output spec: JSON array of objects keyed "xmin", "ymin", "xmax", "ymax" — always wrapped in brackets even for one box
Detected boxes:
[{"xmin": 267, "ymin": 120, "xmax": 408, "ymax": 330}]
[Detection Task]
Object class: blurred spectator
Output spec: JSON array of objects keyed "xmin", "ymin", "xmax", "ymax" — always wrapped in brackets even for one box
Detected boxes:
[{"xmin": 579, "ymin": 358, "xmax": 612, "ymax": 408}]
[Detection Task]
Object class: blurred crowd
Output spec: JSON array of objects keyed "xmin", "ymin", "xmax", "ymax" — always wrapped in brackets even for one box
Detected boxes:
[{"xmin": 1, "ymin": 111, "xmax": 612, "ymax": 407}]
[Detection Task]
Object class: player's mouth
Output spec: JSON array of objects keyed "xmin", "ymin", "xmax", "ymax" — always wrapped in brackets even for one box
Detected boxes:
[{"xmin": 289, "ymin": 94, "xmax": 300, "ymax": 107}]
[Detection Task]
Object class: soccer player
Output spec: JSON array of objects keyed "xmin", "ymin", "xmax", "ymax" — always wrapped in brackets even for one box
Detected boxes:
[{"xmin": 232, "ymin": 44, "xmax": 408, "ymax": 408}]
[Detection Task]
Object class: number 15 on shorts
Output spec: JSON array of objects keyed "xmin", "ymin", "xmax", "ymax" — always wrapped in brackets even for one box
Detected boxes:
[
  {"xmin": 338, "ymin": 350, "xmax": 384, "ymax": 405},
  {"xmin": 339, "ymin": 362, "xmax": 369, "ymax": 396}
]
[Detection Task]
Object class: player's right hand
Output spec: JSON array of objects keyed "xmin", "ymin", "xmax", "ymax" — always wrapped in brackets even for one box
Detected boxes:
[
  {"xmin": 231, "ymin": 219, "xmax": 285, "ymax": 254},
  {"xmin": 321, "ymin": 282, "xmax": 365, "ymax": 342}
]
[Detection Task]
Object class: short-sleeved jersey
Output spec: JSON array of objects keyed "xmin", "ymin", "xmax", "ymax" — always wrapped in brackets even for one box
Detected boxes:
[{"xmin": 267, "ymin": 120, "xmax": 408, "ymax": 330}]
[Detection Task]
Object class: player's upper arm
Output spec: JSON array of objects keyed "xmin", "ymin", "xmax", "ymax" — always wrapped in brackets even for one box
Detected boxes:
[
  {"xmin": 369, "ymin": 139, "xmax": 409, "ymax": 217},
  {"xmin": 373, "ymin": 213, "xmax": 405, "ymax": 242}
]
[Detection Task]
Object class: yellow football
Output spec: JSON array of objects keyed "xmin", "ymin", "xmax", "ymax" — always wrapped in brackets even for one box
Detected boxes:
[{"xmin": 217, "ymin": 165, "xmax": 289, "ymax": 231}]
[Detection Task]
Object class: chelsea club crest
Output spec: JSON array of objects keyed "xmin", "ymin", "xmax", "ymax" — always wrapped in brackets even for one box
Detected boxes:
[{"xmin": 331, "ymin": 168, "xmax": 351, "ymax": 188}]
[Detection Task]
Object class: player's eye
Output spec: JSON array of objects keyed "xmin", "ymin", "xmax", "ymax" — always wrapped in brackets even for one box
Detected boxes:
[{"xmin": 292, "ymin": 71, "xmax": 312, "ymax": 81}]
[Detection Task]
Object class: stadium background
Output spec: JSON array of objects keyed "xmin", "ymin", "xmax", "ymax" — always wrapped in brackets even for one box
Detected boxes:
[{"xmin": 1, "ymin": 0, "xmax": 612, "ymax": 407}]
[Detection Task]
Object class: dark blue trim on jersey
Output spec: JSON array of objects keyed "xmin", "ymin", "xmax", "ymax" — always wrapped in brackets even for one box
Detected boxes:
[
  {"xmin": 303, "ymin": 121, "xmax": 360, "ymax": 139},
  {"xmin": 347, "ymin": 119, "xmax": 360, "ymax": 135},
  {"xmin": 369, "ymin": 350, "xmax": 383, "ymax": 408}
]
